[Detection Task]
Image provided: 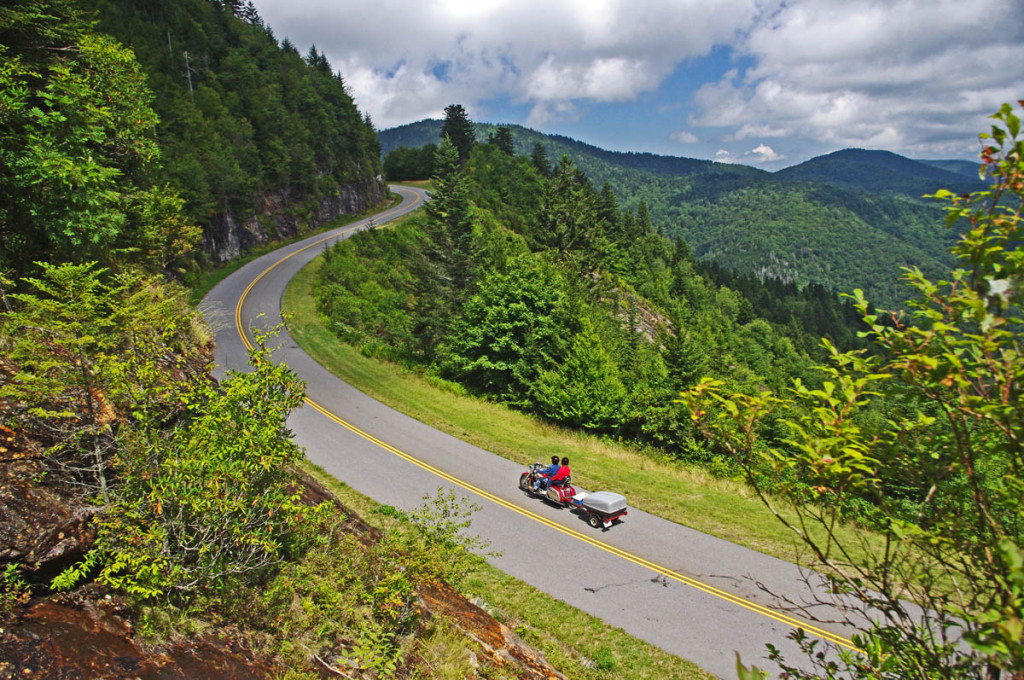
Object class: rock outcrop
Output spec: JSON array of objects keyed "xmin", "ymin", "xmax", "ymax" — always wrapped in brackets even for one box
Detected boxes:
[{"xmin": 203, "ymin": 178, "xmax": 388, "ymax": 262}]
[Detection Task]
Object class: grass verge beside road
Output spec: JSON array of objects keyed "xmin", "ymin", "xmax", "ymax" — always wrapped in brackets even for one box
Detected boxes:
[
  {"xmin": 301, "ymin": 459, "xmax": 716, "ymax": 680},
  {"xmin": 284, "ymin": 255, "xmax": 881, "ymax": 564}
]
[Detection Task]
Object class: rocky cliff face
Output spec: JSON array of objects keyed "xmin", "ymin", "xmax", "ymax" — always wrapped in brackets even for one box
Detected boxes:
[{"xmin": 202, "ymin": 177, "xmax": 388, "ymax": 263}]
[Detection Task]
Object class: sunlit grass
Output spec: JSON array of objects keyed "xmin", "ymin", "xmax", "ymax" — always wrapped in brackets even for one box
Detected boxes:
[
  {"xmin": 301, "ymin": 460, "xmax": 716, "ymax": 680},
  {"xmin": 283, "ymin": 255, "xmax": 886, "ymax": 566}
]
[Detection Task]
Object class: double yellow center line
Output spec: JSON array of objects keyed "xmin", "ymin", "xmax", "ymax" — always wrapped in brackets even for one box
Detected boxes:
[{"xmin": 230, "ymin": 187, "xmax": 859, "ymax": 653}]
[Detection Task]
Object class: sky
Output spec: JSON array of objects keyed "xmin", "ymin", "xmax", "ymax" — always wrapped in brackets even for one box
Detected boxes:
[{"xmin": 251, "ymin": 0, "xmax": 1024, "ymax": 169}]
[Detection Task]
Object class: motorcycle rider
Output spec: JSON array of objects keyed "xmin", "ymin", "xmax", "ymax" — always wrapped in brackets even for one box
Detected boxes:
[
  {"xmin": 533, "ymin": 455, "xmax": 561, "ymax": 491},
  {"xmin": 538, "ymin": 457, "xmax": 570, "ymax": 492},
  {"xmin": 549, "ymin": 457, "xmax": 571, "ymax": 487}
]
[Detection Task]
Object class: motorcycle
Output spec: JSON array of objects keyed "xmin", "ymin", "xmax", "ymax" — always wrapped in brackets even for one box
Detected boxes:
[
  {"xmin": 519, "ymin": 462, "xmax": 628, "ymax": 529},
  {"xmin": 519, "ymin": 462, "xmax": 577, "ymax": 504}
]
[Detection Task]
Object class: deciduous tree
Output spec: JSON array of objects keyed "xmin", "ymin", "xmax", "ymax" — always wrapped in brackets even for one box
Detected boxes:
[{"xmin": 682, "ymin": 102, "xmax": 1024, "ymax": 680}]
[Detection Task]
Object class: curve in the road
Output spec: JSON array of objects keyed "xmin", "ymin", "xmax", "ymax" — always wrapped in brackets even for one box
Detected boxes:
[{"xmin": 228, "ymin": 187, "xmax": 859, "ymax": 656}]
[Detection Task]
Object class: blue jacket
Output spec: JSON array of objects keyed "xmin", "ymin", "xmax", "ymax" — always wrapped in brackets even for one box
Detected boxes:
[{"xmin": 539, "ymin": 463, "xmax": 560, "ymax": 477}]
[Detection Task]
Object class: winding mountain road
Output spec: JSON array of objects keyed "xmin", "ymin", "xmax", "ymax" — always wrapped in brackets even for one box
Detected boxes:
[{"xmin": 201, "ymin": 186, "xmax": 856, "ymax": 679}]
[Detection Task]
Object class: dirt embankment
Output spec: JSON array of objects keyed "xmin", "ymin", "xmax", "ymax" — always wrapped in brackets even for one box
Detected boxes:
[{"xmin": 0, "ymin": 467, "xmax": 565, "ymax": 679}]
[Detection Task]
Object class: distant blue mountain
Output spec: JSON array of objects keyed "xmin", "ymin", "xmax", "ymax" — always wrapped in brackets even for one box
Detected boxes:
[
  {"xmin": 918, "ymin": 158, "xmax": 984, "ymax": 180},
  {"xmin": 775, "ymin": 148, "xmax": 984, "ymax": 197},
  {"xmin": 379, "ymin": 124, "xmax": 981, "ymax": 307},
  {"xmin": 378, "ymin": 119, "xmax": 763, "ymax": 179}
]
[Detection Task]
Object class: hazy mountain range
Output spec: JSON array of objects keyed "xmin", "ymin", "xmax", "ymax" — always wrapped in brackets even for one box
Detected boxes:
[{"xmin": 380, "ymin": 121, "xmax": 985, "ymax": 308}]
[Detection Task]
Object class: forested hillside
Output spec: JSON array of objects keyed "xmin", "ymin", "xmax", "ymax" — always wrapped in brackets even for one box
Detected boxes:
[
  {"xmin": 776, "ymin": 148, "xmax": 984, "ymax": 196},
  {"xmin": 684, "ymin": 103, "xmax": 1024, "ymax": 678},
  {"xmin": 381, "ymin": 120, "xmax": 977, "ymax": 308},
  {"xmin": 1, "ymin": 4, "xmax": 561, "ymax": 677},
  {"xmin": 379, "ymin": 103, "xmax": 1024, "ymax": 680},
  {"xmin": 82, "ymin": 0, "xmax": 386, "ymax": 264},
  {"xmin": 321, "ymin": 117, "xmax": 865, "ymax": 458}
]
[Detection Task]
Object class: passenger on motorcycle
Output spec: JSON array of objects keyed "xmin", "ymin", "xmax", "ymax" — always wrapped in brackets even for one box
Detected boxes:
[
  {"xmin": 537, "ymin": 457, "xmax": 570, "ymax": 491},
  {"xmin": 533, "ymin": 455, "xmax": 561, "ymax": 491}
]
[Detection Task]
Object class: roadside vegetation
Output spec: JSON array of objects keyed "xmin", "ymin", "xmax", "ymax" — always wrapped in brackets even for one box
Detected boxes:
[
  {"xmin": 303, "ymin": 463, "xmax": 716, "ymax": 680},
  {"xmin": 188, "ymin": 192, "xmax": 403, "ymax": 305},
  {"xmin": 308, "ymin": 102, "xmax": 1024, "ymax": 678},
  {"xmin": 1, "ymin": 3, "xmax": 647, "ymax": 678},
  {"xmin": 285, "ymin": 256, "xmax": 878, "ymax": 565},
  {"xmin": 689, "ymin": 103, "xmax": 1024, "ymax": 680},
  {"xmin": 4, "ymin": 0, "xmax": 1021, "ymax": 676}
]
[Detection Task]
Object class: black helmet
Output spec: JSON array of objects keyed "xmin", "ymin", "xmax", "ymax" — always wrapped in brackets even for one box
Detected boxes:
[
  {"xmin": 561, "ymin": 457, "xmax": 569, "ymax": 465},
  {"xmin": 551, "ymin": 455, "xmax": 560, "ymax": 464}
]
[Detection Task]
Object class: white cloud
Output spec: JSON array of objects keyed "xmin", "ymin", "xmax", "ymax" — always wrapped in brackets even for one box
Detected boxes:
[
  {"xmin": 690, "ymin": 0, "xmax": 1024, "ymax": 158},
  {"xmin": 251, "ymin": 0, "xmax": 1024, "ymax": 160},
  {"xmin": 748, "ymin": 144, "xmax": 783, "ymax": 163},
  {"xmin": 526, "ymin": 100, "xmax": 585, "ymax": 129},
  {"xmin": 253, "ymin": 0, "xmax": 761, "ymax": 128},
  {"xmin": 670, "ymin": 130, "xmax": 698, "ymax": 144},
  {"xmin": 714, "ymin": 144, "xmax": 784, "ymax": 166}
]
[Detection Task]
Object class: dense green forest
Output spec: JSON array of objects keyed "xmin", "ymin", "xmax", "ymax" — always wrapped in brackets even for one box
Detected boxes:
[
  {"xmin": 685, "ymin": 103, "xmax": 1024, "ymax": 679},
  {"xmin": 3, "ymin": 0, "xmax": 1022, "ymax": 676},
  {"xmin": 320, "ymin": 116, "xmax": 867, "ymax": 459},
  {"xmin": 83, "ymin": 0, "xmax": 386, "ymax": 265},
  {"xmin": 776, "ymin": 148, "xmax": 984, "ymax": 196},
  {"xmin": 342, "ymin": 104, "xmax": 1024, "ymax": 676},
  {"xmin": 371, "ymin": 103, "xmax": 1024, "ymax": 680},
  {"xmin": 0, "ymin": 3, "xmax": 530, "ymax": 677},
  {"xmin": 1, "ymin": 0, "xmax": 385, "ymax": 279},
  {"xmin": 381, "ymin": 121, "xmax": 978, "ymax": 308}
]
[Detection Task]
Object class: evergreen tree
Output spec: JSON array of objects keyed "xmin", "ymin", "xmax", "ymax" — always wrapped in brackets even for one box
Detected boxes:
[
  {"xmin": 440, "ymin": 103, "xmax": 475, "ymax": 166},
  {"xmin": 306, "ymin": 45, "xmax": 331, "ymax": 75},
  {"xmin": 596, "ymin": 182, "xmax": 620, "ymax": 239},
  {"xmin": 537, "ymin": 155, "xmax": 598, "ymax": 256},
  {"xmin": 442, "ymin": 256, "xmax": 570, "ymax": 405},
  {"xmin": 530, "ymin": 142, "xmax": 551, "ymax": 177},
  {"xmin": 83, "ymin": 0, "xmax": 385, "ymax": 262},
  {"xmin": 532, "ymin": 319, "xmax": 627, "ymax": 431},
  {"xmin": 424, "ymin": 137, "xmax": 474, "ymax": 289},
  {"xmin": 0, "ymin": 0, "xmax": 199, "ymax": 276},
  {"xmin": 488, "ymin": 126, "xmax": 515, "ymax": 156},
  {"xmin": 415, "ymin": 137, "xmax": 475, "ymax": 357}
]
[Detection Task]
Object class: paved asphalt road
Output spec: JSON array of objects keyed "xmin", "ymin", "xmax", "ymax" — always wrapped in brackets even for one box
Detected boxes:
[{"xmin": 201, "ymin": 185, "xmax": 857, "ymax": 679}]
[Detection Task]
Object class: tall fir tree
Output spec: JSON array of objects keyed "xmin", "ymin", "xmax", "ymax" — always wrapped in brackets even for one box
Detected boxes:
[
  {"xmin": 530, "ymin": 142, "xmax": 551, "ymax": 177},
  {"xmin": 414, "ymin": 137, "xmax": 476, "ymax": 358},
  {"xmin": 488, "ymin": 126, "xmax": 515, "ymax": 156},
  {"xmin": 440, "ymin": 104, "xmax": 475, "ymax": 166}
]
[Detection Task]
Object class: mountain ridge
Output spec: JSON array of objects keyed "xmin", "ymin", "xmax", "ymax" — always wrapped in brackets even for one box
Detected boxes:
[
  {"xmin": 379, "ymin": 119, "xmax": 979, "ymax": 185},
  {"xmin": 775, "ymin": 148, "xmax": 984, "ymax": 197},
  {"xmin": 379, "ymin": 120, "xmax": 978, "ymax": 308}
]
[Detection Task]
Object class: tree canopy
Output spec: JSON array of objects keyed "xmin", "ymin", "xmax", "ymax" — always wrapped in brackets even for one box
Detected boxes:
[
  {"xmin": 683, "ymin": 102, "xmax": 1024, "ymax": 680},
  {"xmin": 440, "ymin": 103, "xmax": 475, "ymax": 166}
]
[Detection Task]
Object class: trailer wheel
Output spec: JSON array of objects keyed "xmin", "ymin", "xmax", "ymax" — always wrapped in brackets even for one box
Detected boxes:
[
  {"xmin": 519, "ymin": 473, "xmax": 532, "ymax": 491},
  {"xmin": 588, "ymin": 513, "xmax": 603, "ymax": 529}
]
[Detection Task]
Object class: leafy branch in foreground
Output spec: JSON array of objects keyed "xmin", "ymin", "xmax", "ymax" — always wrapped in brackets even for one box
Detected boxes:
[
  {"xmin": 682, "ymin": 102, "xmax": 1024, "ymax": 679},
  {"xmin": 55, "ymin": 326, "xmax": 327, "ymax": 599},
  {"xmin": 0, "ymin": 262, "xmax": 207, "ymax": 502}
]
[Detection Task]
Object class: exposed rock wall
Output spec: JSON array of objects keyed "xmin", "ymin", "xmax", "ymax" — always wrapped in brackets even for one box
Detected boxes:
[{"xmin": 202, "ymin": 177, "xmax": 388, "ymax": 262}]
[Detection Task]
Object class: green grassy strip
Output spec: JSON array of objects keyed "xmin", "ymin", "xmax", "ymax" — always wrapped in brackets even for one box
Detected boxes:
[
  {"xmin": 300, "ymin": 459, "xmax": 716, "ymax": 680},
  {"xmin": 283, "ymin": 256, "xmax": 872, "ymax": 561}
]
